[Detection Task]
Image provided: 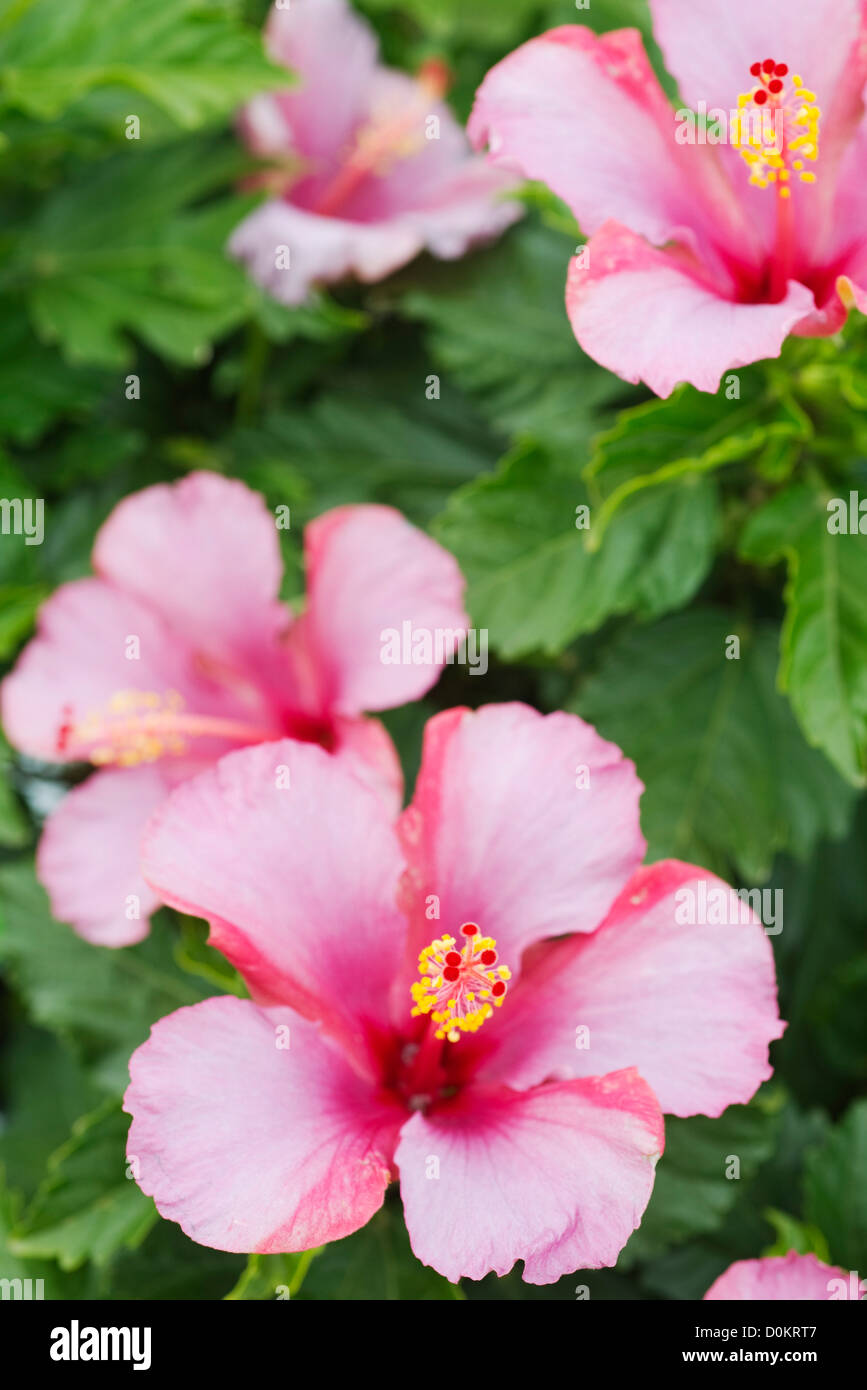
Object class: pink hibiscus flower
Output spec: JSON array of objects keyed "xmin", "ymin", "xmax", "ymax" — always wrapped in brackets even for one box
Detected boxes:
[
  {"xmin": 0, "ymin": 472, "xmax": 467, "ymax": 948},
  {"xmin": 229, "ymin": 0, "xmax": 521, "ymax": 305},
  {"xmin": 705, "ymin": 1252, "xmax": 863, "ymax": 1300},
  {"xmin": 469, "ymin": 0, "xmax": 867, "ymax": 397},
  {"xmin": 124, "ymin": 703, "xmax": 783, "ymax": 1283}
]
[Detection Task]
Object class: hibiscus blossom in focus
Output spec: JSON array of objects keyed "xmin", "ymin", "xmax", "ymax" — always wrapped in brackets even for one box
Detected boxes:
[
  {"xmin": 0, "ymin": 472, "xmax": 467, "ymax": 947},
  {"xmin": 705, "ymin": 1252, "xmax": 863, "ymax": 1300},
  {"xmin": 230, "ymin": 0, "xmax": 521, "ymax": 304},
  {"xmin": 469, "ymin": 0, "xmax": 867, "ymax": 396},
  {"xmin": 125, "ymin": 703, "xmax": 783, "ymax": 1283}
]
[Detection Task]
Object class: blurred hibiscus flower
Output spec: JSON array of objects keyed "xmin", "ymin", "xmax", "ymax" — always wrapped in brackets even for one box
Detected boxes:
[
  {"xmin": 230, "ymin": 0, "xmax": 521, "ymax": 304},
  {"xmin": 0, "ymin": 472, "xmax": 467, "ymax": 946}
]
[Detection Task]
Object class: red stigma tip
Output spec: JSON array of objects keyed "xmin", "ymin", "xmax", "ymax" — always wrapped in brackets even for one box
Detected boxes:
[
  {"xmin": 460, "ymin": 922, "xmax": 479, "ymax": 937},
  {"xmin": 754, "ymin": 89, "xmax": 769, "ymax": 105},
  {"xmin": 480, "ymin": 949, "xmax": 497, "ymax": 965},
  {"xmin": 491, "ymin": 981, "xmax": 506, "ymax": 998},
  {"xmin": 443, "ymin": 965, "xmax": 460, "ymax": 983},
  {"xmin": 762, "ymin": 58, "xmax": 776, "ymax": 74},
  {"xmin": 417, "ymin": 55, "xmax": 451, "ymax": 97},
  {"xmin": 768, "ymin": 79, "xmax": 783, "ymax": 94},
  {"xmin": 775, "ymin": 63, "xmax": 788, "ymax": 76},
  {"xmin": 445, "ymin": 951, "xmax": 462, "ymax": 966},
  {"xmin": 750, "ymin": 62, "xmax": 762, "ymax": 77},
  {"xmin": 56, "ymin": 704, "xmax": 75, "ymax": 753}
]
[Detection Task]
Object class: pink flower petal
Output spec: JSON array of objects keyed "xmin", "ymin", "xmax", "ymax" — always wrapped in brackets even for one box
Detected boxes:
[
  {"xmin": 648, "ymin": 1, "xmax": 867, "ymax": 267},
  {"xmin": 331, "ymin": 714, "xmax": 404, "ymax": 817},
  {"xmin": 818, "ymin": 110, "xmax": 867, "ymax": 279},
  {"xmin": 396, "ymin": 1070, "xmax": 663, "ymax": 1283},
  {"xmin": 0, "ymin": 577, "xmax": 248, "ymax": 763},
  {"xmin": 476, "ymin": 861, "xmax": 784, "ymax": 1119},
  {"xmin": 285, "ymin": 504, "xmax": 469, "ymax": 716},
  {"xmin": 93, "ymin": 472, "xmax": 288, "ymax": 675},
  {"xmin": 37, "ymin": 764, "xmax": 175, "ymax": 946},
  {"xmin": 323, "ymin": 68, "xmax": 522, "ymax": 251},
  {"xmin": 400, "ymin": 161, "xmax": 521, "ymax": 260},
  {"xmin": 704, "ymin": 1252, "xmax": 857, "ymax": 1301},
  {"xmin": 140, "ymin": 739, "xmax": 407, "ymax": 1064},
  {"xmin": 229, "ymin": 199, "xmax": 423, "ymax": 306},
  {"xmin": 260, "ymin": 0, "xmax": 378, "ymax": 167},
  {"xmin": 649, "ymin": 0, "xmax": 861, "ymax": 117},
  {"xmin": 469, "ymin": 24, "xmax": 743, "ymax": 255},
  {"xmin": 124, "ymin": 996, "xmax": 402, "ymax": 1253},
  {"xmin": 230, "ymin": 177, "xmax": 518, "ymax": 305},
  {"xmin": 566, "ymin": 222, "xmax": 815, "ymax": 396},
  {"xmin": 398, "ymin": 704, "xmax": 645, "ymax": 977}
]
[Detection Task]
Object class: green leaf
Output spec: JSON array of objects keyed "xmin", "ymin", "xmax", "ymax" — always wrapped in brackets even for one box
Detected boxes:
[
  {"xmin": 0, "ymin": 731, "xmax": 30, "ymax": 845},
  {"xmin": 573, "ymin": 610, "xmax": 855, "ymax": 881},
  {"xmin": 804, "ymin": 1100, "xmax": 867, "ymax": 1272},
  {"xmin": 637, "ymin": 1095, "xmax": 832, "ymax": 1299},
  {"xmin": 9, "ymin": 1100, "xmax": 156, "ymax": 1270},
  {"xmin": 435, "ymin": 443, "xmax": 718, "ymax": 659},
  {"xmin": 228, "ymin": 383, "xmax": 498, "ymax": 529},
  {"xmin": 173, "ymin": 915, "xmax": 247, "ymax": 998},
  {"xmin": 363, "ymin": 0, "xmax": 542, "ymax": 45},
  {"xmin": 762, "ymin": 1209, "xmax": 830, "ymax": 1262},
  {"xmin": 0, "ymin": 583, "xmax": 48, "ymax": 660},
  {"xmin": 618, "ymin": 1091, "xmax": 782, "ymax": 1268},
  {"xmin": 102, "ymin": 1218, "xmax": 245, "ymax": 1300},
  {"xmin": 225, "ymin": 1249, "xmax": 321, "ymax": 1301},
  {"xmin": 17, "ymin": 140, "xmax": 263, "ymax": 366},
  {"xmin": 0, "ymin": 1172, "xmax": 98, "ymax": 1299},
  {"xmin": 0, "ymin": 1026, "xmax": 101, "ymax": 1201},
  {"xmin": 772, "ymin": 806, "xmax": 867, "ymax": 1109},
  {"xmin": 587, "ymin": 376, "xmax": 812, "ymax": 544},
  {"xmin": 0, "ymin": 0, "xmax": 285, "ymax": 129},
  {"xmin": 740, "ymin": 482, "xmax": 867, "ymax": 786},
  {"xmin": 0, "ymin": 303, "xmax": 103, "ymax": 443},
  {"xmin": 404, "ymin": 221, "xmax": 625, "ymax": 451},
  {"xmin": 297, "ymin": 1201, "xmax": 463, "ymax": 1300},
  {"xmin": 0, "ymin": 862, "xmax": 215, "ymax": 1093}
]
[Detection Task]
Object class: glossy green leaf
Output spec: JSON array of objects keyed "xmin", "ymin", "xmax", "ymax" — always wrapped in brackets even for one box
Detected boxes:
[
  {"xmin": 0, "ymin": 0, "xmax": 285, "ymax": 129},
  {"xmin": 435, "ymin": 444, "xmax": 719, "ymax": 659}
]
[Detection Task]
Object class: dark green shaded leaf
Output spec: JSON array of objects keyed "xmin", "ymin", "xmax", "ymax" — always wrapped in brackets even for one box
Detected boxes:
[
  {"xmin": 9, "ymin": 1100, "xmax": 156, "ymax": 1269},
  {"xmin": 740, "ymin": 482, "xmax": 867, "ymax": 786},
  {"xmin": 804, "ymin": 1101, "xmax": 867, "ymax": 1272},
  {"xmin": 0, "ymin": 862, "xmax": 214, "ymax": 1093},
  {"xmin": 574, "ymin": 610, "xmax": 855, "ymax": 880}
]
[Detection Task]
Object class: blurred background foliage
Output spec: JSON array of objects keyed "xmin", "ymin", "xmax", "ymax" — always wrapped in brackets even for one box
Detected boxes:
[{"xmin": 0, "ymin": 0, "xmax": 865, "ymax": 1301}]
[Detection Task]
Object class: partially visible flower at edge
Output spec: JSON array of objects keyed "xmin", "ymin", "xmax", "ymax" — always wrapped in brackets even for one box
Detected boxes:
[
  {"xmin": 230, "ymin": 0, "xmax": 522, "ymax": 305},
  {"xmin": 124, "ymin": 701, "xmax": 784, "ymax": 1283},
  {"xmin": 0, "ymin": 471, "xmax": 468, "ymax": 947},
  {"xmin": 704, "ymin": 1251, "xmax": 864, "ymax": 1300},
  {"xmin": 469, "ymin": 0, "xmax": 867, "ymax": 396}
]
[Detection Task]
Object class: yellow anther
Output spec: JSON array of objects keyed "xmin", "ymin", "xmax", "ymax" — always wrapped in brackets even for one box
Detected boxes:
[
  {"xmin": 410, "ymin": 924, "xmax": 511, "ymax": 1042},
  {"xmin": 733, "ymin": 65, "xmax": 821, "ymax": 198}
]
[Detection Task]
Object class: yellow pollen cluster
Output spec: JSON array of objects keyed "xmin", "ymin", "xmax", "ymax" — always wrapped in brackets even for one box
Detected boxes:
[
  {"xmin": 410, "ymin": 924, "xmax": 511, "ymax": 1043},
  {"xmin": 74, "ymin": 689, "xmax": 187, "ymax": 767},
  {"xmin": 732, "ymin": 69, "xmax": 821, "ymax": 198}
]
